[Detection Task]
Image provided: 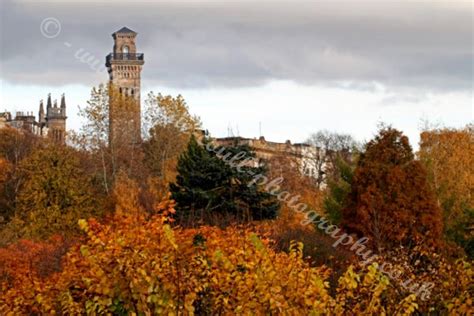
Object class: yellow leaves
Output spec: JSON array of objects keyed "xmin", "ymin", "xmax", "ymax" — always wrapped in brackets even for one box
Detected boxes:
[
  {"xmin": 363, "ymin": 262, "xmax": 389, "ymax": 289},
  {"xmin": 289, "ymin": 240, "xmax": 304, "ymax": 260},
  {"xmin": 249, "ymin": 233, "xmax": 265, "ymax": 252},
  {"xmin": 340, "ymin": 265, "xmax": 360, "ymax": 290},
  {"xmin": 78, "ymin": 219, "xmax": 88, "ymax": 232},
  {"xmin": 163, "ymin": 224, "xmax": 177, "ymax": 250},
  {"xmin": 418, "ymin": 126, "xmax": 474, "ymax": 237},
  {"xmin": 79, "ymin": 245, "xmax": 90, "ymax": 257},
  {"xmin": 395, "ymin": 294, "xmax": 418, "ymax": 316},
  {"xmin": 2, "ymin": 203, "xmax": 473, "ymax": 315},
  {"xmin": 143, "ymin": 93, "xmax": 202, "ymax": 186}
]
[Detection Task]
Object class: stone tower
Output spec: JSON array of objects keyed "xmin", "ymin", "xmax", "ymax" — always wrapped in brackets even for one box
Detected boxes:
[
  {"xmin": 44, "ymin": 93, "xmax": 67, "ymax": 143},
  {"xmin": 105, "ymin": 26, "xmax": 144, "ymax": 144}
]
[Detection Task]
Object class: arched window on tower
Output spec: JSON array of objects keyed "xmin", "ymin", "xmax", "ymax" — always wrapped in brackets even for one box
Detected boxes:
[{"xmin": 122, "ymin": 45, "xmax": 129, "ymax": 60}]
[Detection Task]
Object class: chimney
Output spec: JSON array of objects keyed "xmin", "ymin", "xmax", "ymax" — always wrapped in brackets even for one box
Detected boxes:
[{"xmin": 39, "ymin": 99, "xmax": 45, "ymax": 123}]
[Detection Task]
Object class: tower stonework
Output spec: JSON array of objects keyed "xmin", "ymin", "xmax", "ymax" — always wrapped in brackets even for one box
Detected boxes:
[
  {"xmin": 105, "ymin": 27, "xmax": 144, "ymax": 144},
  {"xmin": 45, "ymin": 93, "xmax": 67, "ymax": 143}
]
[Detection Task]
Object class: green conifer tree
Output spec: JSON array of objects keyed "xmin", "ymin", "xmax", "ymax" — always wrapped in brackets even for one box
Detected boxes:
[{"xmin": 170, "ymin": 135, "xmax": 279, "ymax": 224}]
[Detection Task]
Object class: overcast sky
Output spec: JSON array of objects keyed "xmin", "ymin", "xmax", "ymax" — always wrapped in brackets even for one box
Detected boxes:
[{"xmin": 1, "ymin": 0, "xmax": 472, "ymax": 146}]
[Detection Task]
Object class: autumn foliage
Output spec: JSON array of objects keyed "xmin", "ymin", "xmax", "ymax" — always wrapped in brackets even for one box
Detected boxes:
[
  {"xmin": 0, "ymin": 235, "xmax": 70, "ymax": 306},
  {"xmin": 418, "ymin": 125, "xmax": 474, "ymax": 257},
  {"xmin": 0, "ymin": 158, "xmax": 10, "ymax": 223},
  {"xmin": 0, "ymin": 192, "xmax": 471, "ymax": 315},
  {"xmin": 342, "ymin": 127, "xmax": 443, "ymax": 250},
  {"xmin": 5, "ymin": 145, "xmax": 102, "ymax": 241},
  {"xmin": 0, "ymin": 127, "xmax": 40, "ymax": 224}
]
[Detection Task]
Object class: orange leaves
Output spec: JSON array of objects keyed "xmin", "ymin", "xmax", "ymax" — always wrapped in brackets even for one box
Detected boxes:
[
  {"xmin": 113, "ymin": 171, "xmax": 144, "ymax": 215},
  {"xmin": 1, "ymin": 195, "xmax": 472, "ymax": 314},
  {"xmin": 418, "ymin": 126, "xmax": 474, "ymax": 254},
  {"xmin": 0, "ymin": 235, "xmax": 67, "ymax": 285},
  {"xmin": 1, "ymin": 207, "xmax": 330, "ymax": 314},
  {"xmin": 0, "ymin": 158, "xmax": 10, "ymax": 183},
  {"xmin": 0, "ymin": 235, "xmax": 70, "ymax": 314}
]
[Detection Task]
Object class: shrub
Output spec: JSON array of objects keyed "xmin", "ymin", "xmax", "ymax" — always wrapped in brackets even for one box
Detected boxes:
[{"xmin": 0, "ymin": 201, "xmax": 433, "ymax": 315}]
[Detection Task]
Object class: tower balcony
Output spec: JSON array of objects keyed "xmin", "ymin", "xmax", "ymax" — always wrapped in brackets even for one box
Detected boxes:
[{"xmin": 106, "ymin": 53, "xmax": 144, "ymax": 67}]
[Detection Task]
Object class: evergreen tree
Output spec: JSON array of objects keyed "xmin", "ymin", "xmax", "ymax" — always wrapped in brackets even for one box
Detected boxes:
[
  {"xmin": 323, "ymin": 157, "xmax": 355, "ymax": 224},
  {"xmin": 170, "ymin": 135, "xmax": 279, "ymax": 224}
]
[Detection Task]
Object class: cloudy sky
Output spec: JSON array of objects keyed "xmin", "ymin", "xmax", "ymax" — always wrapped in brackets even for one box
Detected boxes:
[{"xmin": 1, "ymin": 0, "xmax": 472, "ymax": 146}]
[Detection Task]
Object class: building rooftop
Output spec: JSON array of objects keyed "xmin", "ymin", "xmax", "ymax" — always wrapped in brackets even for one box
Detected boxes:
[{"xmin": 113, "ymin": 26, "xmax": 137, "ymax": 35}]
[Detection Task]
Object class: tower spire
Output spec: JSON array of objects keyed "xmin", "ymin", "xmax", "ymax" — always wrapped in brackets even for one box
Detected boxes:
[
  {"xmin": 47, "ymin": 93, "xmax": 52, "ymax": 108},
  {"xmin": 60, "ymin": 93, "xmax": 66, "ymax": 116},
  {"xmin": 46, "ymin": 93, "xmax": 52, "ymax": 117}
]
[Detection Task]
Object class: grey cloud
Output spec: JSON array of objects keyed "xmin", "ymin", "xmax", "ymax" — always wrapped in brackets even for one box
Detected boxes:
[{"xmin": 0, "ymin": 0, "xmax": 472, "ymax": 91}]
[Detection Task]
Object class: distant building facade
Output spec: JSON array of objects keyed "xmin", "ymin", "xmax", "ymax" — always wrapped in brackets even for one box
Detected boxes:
[
  {"xmin": 0, "ymin": 93, "xmax": 67, "ymax": 143},
  {"xmin": 213, "ymin": 136, "xmax": 326, "ymax": 180}
]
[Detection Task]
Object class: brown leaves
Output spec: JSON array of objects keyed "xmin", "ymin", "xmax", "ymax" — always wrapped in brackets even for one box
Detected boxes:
[
  {"xmin": 342, "ymin": 127, "xmax": 443, "ymax": 250},
  {"xmin": 0, "ymin": 195, "xmax": 471, "ymax": 314}
]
